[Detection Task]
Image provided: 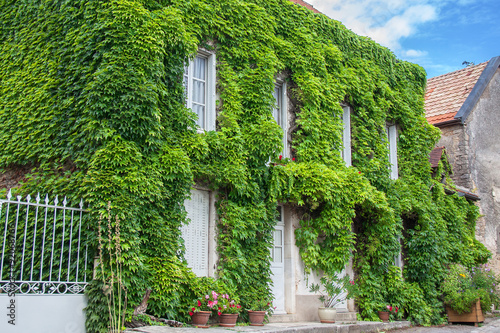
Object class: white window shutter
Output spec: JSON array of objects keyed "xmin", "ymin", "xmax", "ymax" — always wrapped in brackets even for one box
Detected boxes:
[
  {"xmin": 181, "ymin": 189, "xmax": 210, "ymax": 277},
  {"xmin": 342, "ymin": 106, "xmax": 351, "ymax": 166},
  {"xmin": 206, "ymin": 53, "xmax": 216, "ymax": 131},
  {"xmin": 281, "ymin": 82, "xmax": 288, "ymax": 157},
  {"xmin": 387, "ymin": 125, "xmax": 398, "ymax": 179}
]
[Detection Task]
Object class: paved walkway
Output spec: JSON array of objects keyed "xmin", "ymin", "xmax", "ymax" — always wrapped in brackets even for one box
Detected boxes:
[
  {"xmin": 471, "ymin": 316, "xmax": 500, "ymax": 333},
  {"xmin": 386, "ymin": 316, "xmax": 500, "ymax": 333},
  {"xmin": 124, "ymin": 316, "xmax": 500, "ymax": 333},
  {"xmin": 124, "ymin": 320, "xmax": 412, "ymax": 333}
]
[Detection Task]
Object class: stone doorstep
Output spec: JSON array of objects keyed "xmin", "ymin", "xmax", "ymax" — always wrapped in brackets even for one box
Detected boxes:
[
  {"xmin": 335, "ymin": 311, "xmax": 357, "ymax": 323},
  {"xmin": 124, "ymin": 320, "xmax": 412, "ymax": 333},
  {"xmin": 267, "ymin": 311, "xmax": 357, "ymax": 324}
]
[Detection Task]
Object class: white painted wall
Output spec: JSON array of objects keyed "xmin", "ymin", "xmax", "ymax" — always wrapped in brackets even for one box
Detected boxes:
[{"xmin": 0, "ymin": 294, "xmax": 87, "ymax": 333}]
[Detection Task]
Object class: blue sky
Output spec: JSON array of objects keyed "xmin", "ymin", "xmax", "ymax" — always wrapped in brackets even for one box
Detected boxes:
[{"xmin": 307, "ymin": 0, "xmax": 500, "ymax": 78}]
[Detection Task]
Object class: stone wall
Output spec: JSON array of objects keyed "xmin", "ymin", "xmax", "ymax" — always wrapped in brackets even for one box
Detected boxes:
[
  {"xmin": 437, "ymin": 124, "xmax": 472, "ymax": 189},
  {"xmin": 0, "ymin": 165, "xmax": 32, "ymax": 190},
  {"xmin": 436, "ymin": 68, "xmax": 500, "ymax": 273},
  {"xmin": 465, "ymin": 68, "xmax": 500, "ymax": 271}
]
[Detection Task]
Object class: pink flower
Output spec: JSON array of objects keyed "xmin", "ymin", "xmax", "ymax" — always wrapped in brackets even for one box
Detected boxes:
[
  {"xmin": 349, "ymin": 281, "xmax": 355, "ymax": 285},
  {"xmin": 208, "ymin": 301, "xmax": 214, "ymax": 308},
  {"xmin": 387, "ymin": 305, "xmax": 392, "ymax": 311},
  {"xmin": 237, "ymin": 305, "xmax": 241, "ymax": 309},
  {"xmin": 205, "ymin": 295, "xmax": 209, "ymax": 299},
  {"xmin": 279, "ymin": 155, "xmax": 282, "ymax": 160}
]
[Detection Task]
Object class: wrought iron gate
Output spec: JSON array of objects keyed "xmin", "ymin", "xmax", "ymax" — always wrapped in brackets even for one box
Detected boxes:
[{"xmin": 0, "ymin": 190, "xmax": 89, "ymax": 332}]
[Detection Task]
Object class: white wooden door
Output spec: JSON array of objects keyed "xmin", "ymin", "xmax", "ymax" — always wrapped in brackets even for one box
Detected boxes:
[
  {"xmin": 181, "ymin": 189, "xmax": 210, "ymax": 277},
  {"xmin": 271, "ymin": 206, "xmax": 286, "ymax": 313}
]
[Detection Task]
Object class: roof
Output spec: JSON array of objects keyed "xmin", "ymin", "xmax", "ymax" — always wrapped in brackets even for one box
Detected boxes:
[
  {"xmin": 288, "ymin": 0, "xmax": 322, "ymax": 14},
  {"xmin": 425, "ymin": 62, "xmax": 488, "ymax": 125},
  {"xmin": 425, "ymin": 56, "xmax": 500, "ymax": 126},
  {"xmin": 429, "ymin": 146, "xmax": 444, "ymax": 168}
]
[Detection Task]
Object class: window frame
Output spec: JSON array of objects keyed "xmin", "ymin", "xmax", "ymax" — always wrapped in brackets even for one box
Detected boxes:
[
  {"xmin": 273, "ymin": 81, "xmax": 288, "ymax": 157},
  {"xmin": 386, "ymin": 124, "xmax": 398, "ymax": 179},
  {"xmin": 184, "ymin": 50, "xmax": 216, "ymax": 132},
  {"xmin": 341, "ymin": 105, "xmax": 352, "ymax": 166},
  {"xmin": 394, "ymin": 235, "xmax": 403, "ymax": 268}
]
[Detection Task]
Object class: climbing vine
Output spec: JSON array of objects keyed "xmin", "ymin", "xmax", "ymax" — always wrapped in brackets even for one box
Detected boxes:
[{"xmin": 0, "ymin": 0, "xmax": 489, "ymax": 331}]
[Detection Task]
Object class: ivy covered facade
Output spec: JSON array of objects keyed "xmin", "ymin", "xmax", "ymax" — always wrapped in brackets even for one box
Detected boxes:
[{"xmin": 0, "ymin": 0, "xmax": 490, "ymax": 331}]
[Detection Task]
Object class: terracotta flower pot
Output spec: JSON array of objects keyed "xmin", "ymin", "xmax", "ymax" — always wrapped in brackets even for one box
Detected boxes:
[
  {"xmin": 378, "ymin": 311, "xmax": 389, "ymax": 322},
  {"xmin": 219, "ymin": 313, "xmax": 239, "ymax": 327},
  {"xmin": 248, "ymin": 310, "xmax": 266, "ymax": 326},
  {"xmin": 191, "ymin": 311, "xmax": 211, "ymax": 327}
]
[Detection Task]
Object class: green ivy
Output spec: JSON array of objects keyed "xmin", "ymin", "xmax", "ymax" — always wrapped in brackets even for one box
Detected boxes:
[{"xmin": 0, "ymin": 0, "xmax": 490, "ymax": 331}]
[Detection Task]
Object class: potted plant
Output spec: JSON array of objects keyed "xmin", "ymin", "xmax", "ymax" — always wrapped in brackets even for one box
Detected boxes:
[
  {"xmin": 441, "ymin": 264, "xmax": 500, "ymax": 325},
  {"xmin": 247, "ymin": 299, "xmax": 275, "ymax": 326},
  {"xmin": 309, "ymin": 274, "xmax": 351, "ymax": 323},
  {"xmin": 216, "ymin": 293, "xmax": 242, "ymax": 327},
  {"xmin": 377, "ymin": 304, "xmax": 398, "ymax": 322},
  {"xmin": 188, "ymin": 291, "xmax": 219, "ymax": 327}
]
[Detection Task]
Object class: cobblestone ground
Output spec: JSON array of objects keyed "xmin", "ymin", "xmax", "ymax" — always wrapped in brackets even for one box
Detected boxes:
[{"xmin": 389, "ymin": 317, "xmax": 500, "ymax": 333}]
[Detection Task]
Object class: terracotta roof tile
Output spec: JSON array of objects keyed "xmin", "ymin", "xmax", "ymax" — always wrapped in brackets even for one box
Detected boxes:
[
  {"xmin": 426, "ymin": 112, "xmax": 457, "ymax": 125},
  {"xmin": 424, "ymin": 61, "xmax": 488, "ymax": 124},
  {"xmin": 288, "ymin": 0, "xmax": 322, "ymax": 13}
]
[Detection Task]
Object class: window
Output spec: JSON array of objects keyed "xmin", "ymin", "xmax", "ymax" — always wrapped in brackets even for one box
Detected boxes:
[
  {"xmin": 341, "ymin": 106, "xmax": 351, "ymax": 166},
  {"xmin": 181, "ymin": 189, "xmax": 210, "ymax": 276},
  {"xmin": 272, "ymin": 82, "xmax": 287, "ymax": 157},
  {"xmin": 386, "ymin": 124, "xmax": 398, "ymax": 179},
  {"xmin": 394, "ymin": 236, "xmax": 403, "ymax": 268},
  {"xmin": 184, "ymin": 51, "xmax": 216, "ymax": 132}
]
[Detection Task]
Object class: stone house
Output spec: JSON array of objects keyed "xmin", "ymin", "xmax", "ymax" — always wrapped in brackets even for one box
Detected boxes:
[{"xmin": 425, "ymin": 56, "xmax": 500, "ymax": 270}]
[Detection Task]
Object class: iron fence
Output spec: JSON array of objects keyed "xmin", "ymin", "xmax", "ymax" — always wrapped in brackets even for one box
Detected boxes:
[{"xmin": 0, "ymin": 190, "xmax": 89, "ymax": 294}]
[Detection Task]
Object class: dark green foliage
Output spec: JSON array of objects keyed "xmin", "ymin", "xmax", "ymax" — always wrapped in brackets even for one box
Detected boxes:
[{"xmin": 0, "ymin": 0, "xmax": 490, "ymax": 331}]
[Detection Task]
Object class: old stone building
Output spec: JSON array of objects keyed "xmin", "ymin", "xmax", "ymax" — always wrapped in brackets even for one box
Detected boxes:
[{"xmin": 425, "ymin": 56, "xmax": 500, "ymax": 271}]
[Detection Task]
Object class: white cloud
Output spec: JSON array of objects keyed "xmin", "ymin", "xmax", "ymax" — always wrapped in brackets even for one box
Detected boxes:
[
  {"xmin": 403, "ymin": 49, "xmax": 428, "ymax": 57},
  {"xmin": 308, "ymin": 0, "xmax": 438, "ymax": 50}
]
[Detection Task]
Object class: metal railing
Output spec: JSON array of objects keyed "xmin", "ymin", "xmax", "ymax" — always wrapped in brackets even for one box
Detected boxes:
[{"xmin": 0, "ymin": 190, "xmax": 89, "ymax": 294}]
